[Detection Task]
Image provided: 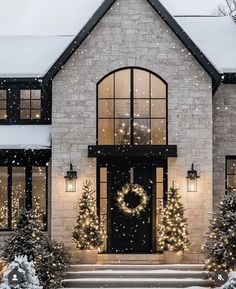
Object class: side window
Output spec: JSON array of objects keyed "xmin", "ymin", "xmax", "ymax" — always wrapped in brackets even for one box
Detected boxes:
[
  {"xmin": 0, "ymin": 90, "xmax": 7, "ymax": 120},
  {"xmin": 226, "ymin": 157, "xmax": 236, "ymax": 193},
  {"xmin": 20, "ymin": 89, "xmax": 41, "ymax": 120},
  {"xmin": 0, "ymin": 162, "xmax": 49, "ymax": 231}
]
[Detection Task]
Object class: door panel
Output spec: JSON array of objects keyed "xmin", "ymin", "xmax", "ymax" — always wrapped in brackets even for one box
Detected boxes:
[{"xmin": 108, "ymin": 163, "xmax": 153, "ymax": 253}]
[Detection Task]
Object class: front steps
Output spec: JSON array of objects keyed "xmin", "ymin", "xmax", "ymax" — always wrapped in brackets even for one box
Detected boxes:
[
  {"xmin": 97, "ymin": 254, "xmax": 164, "ymax": 264},
  {"xmin": 62, "ymin": 264, "xmax": 214, "ymax": 288}
]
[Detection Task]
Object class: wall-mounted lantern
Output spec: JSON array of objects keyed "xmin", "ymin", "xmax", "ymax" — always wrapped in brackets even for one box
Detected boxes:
[
  {"xmin": 186, "ymin": 163, "xmax": 200, "ymax": 192},
  {"xmin": 64, "ymin": 163, "xmax": 77, "ymax": 192}
]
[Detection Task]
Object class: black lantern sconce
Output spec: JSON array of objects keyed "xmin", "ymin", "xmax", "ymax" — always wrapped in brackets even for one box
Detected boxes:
[
  {"xmin": 186, "ymin": 163, "xmax": 200, "ymax": 192},
  {"xmin": 64, "ymin": 163, "xmax": 77, "ymax": 192}
]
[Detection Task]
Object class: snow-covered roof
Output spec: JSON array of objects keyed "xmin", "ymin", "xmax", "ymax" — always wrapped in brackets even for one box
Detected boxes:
[
  {"xmin": 175, "ymin": 16, "xmax": 236, "ymax": 73},
  {"xmin": 0, "ymin": 36, "xmax": 74, "ymax": 78}
]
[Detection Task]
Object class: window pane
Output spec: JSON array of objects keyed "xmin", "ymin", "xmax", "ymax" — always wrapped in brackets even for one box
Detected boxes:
[
  {"xmin": 31, "ymin": 100, "xmax": 41, "ymax": 109},
  {"xmin": 134, "ymin": 69, "xmax": 149, "ymax": 98},
  {"xmin": 134, "ymin": 99, "xmax": 150, "ymax": 118},
  {"xmin": 151, "ymin": 99, "xmax": 166, "ymax": 118},
  {"xmin": 156, "ymin": 183, "xmax": 163, "ymax": 199},
  {"xmin": 20, "ymin": 110, "xmax": 30, "ymax": 119},
  {"xmin": 0, "ymin": 101, "xmax": 6, "ymax": 109},
  {"xmin": 98, "ymin": 100, "xmax": 114, "ymax": 118},
  {"xmin": 133, "ymin": 119, "xmax": 150, "ymax": 145},
  {"xmin": 227, "ymin": 160, "xmax": 236, "ymax": 175},
  {"xmin": 12, "ymin": 167, "xmax": 26, "ymax": 228},
  {"xmin": 100, "ymin": 183, "xmax": 107, "ymax": 198},
  {"xmin": 115, "ymin": 119, "xmax": 130, "ymax": 145},
  {"xmin": 115, "ymin": 70, "xmax": 130, "ymax": 98},
  {"xmin": 31, "ymin": 110, "xmax": 41, "ymax": 119},
  {"xmin": 100, "ymin": 199, "xmax": 107, "ymax": 214},
  {"xmin": 98, "ymin": 119, "xmax": 114, "ymax": 145},
  {"xmin": 151, "ymin": 119, "xmax": 166, "ymax": 145},
  {"xmin": 0, "ymin": 167, "xmax": 8, "ymax": 229},
  {"xmin": 20, "ymin": 100, "xmax": 30, "ymax": 109},
  {"xmin": 20, "ymin": 90, "xmax": 30, "ymax": 99},
  {"xmin": 227, "ymin": 175, "xmax": 236, "ymax": 190},
  {"xmin": 151, "ymin": 75, "xmax": 166, "ymax": 98},
  {"xmin": 31, "ymin": 90, "xmax": 41, "ymax": 99},
  {"xmin": 32, "ymin": 166, "xmax": 47, "ymax": 228},
  {"xmin": 0, "ymin": 90, "xmax": 6, "ymax": 100},
  {"xmin": 115, "ymin": 99, "xmax": 130, "ymax": 118},
  {"xmin": 156, "ymin": 168, "xmax": 164, "ymax": 183},
  {"xmin": 0, "ymin": 110, "xmax": 6, "ymax": 119},
  {"xmin": 100, "ymin": 168, "xmax": 107, "ymax": 182},
  {"xmin": 98, "ymin": 74, "xmax": 114, "ymax": 98}
]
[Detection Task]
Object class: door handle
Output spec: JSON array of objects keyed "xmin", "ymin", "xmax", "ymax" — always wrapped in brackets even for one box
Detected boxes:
[{"xmin": 148, "ymin": 217, "xmax": 151, "ymax": 224}]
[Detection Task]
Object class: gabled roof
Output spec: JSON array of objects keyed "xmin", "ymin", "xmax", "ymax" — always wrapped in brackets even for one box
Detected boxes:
[
  {"xmin": 175, "ymin": 16, "xmax": 236, "ymax": 74},
  {"xmin": 1, "ymin": 0, "xmax": 236, "ymax": 87},
  {"xmin": 43, "ymin": 0, "xmax": 222, "ymax": 90}
]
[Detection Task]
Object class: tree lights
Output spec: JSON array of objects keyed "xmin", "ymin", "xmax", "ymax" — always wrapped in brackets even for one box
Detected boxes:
[{"xmin": 157, "ymin": 187, "xmax": 190, "ymax": 256}]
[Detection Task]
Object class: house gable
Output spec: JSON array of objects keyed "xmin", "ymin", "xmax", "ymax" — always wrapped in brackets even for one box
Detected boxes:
[{"xmin": 44, "ymin": 0, "xmax": 221, "ymax": 91}]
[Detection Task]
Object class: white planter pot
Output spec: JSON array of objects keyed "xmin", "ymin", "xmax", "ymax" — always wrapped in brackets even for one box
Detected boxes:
[
  {"xmin": 79, "ymin": 250, "xmax": 98, "ymax": 264},
  {"xmin": 164, "ymin": 251, "xmax": 183, "ymax": 264}
]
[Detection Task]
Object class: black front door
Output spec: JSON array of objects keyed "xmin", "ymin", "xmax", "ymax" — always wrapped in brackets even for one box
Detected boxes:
[{"xmin": 107, "ymin": 159, "xmax": 154, "ymax": 253}]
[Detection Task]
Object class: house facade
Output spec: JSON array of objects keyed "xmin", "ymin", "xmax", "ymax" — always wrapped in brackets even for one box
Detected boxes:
[{"xmin": 0, "ymin": 0, "xmax": 236, "ymax": 263}]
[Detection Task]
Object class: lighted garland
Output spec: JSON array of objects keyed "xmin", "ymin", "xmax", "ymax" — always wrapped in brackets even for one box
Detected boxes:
[{"xmin": 116, "ymin": 183, "xmax": 149, "ymax": 217}]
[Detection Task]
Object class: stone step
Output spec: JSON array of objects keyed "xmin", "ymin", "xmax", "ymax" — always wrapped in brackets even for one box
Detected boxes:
[
  {"xmin": 97, "ymin": 254, "xmax": 164, "ymax": 264},
  {"xmin": 70, "ymin": 264, "xmax": 204, "ymax": 272},
  {"xmin": 62, "ymin": 277, "xmax": 213, "ymax": 288},
  {"xmin": 67, "ymin": 270, "xmax": 207, "ymax": 279}
]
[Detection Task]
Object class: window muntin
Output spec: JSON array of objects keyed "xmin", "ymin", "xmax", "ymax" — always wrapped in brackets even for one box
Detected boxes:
[
  {"xmin": 0, "ymin": 90, "xmax": 7, "ymax": 120},
  {"xmin": 0, "ymin": 164, "xmax": 48, "ymax": 230},
  {"xmin": 20, "ymin": 89, "xmax": 42, "ymax": 120},
  {"xmin": 226, "ymin": 157, "xmax": 236, "ymax": 192},
  {"xmin": 98, "ymin": 68, "xmax": 167, "ymax": 145}
]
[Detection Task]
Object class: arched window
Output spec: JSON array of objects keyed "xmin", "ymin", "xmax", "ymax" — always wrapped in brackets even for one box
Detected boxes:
[{"xmin": 97, "ymin": 68, "xmax": 167, "ymax": 145}]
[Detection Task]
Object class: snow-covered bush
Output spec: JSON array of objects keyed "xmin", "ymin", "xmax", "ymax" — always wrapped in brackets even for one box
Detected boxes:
[
  {"xmin": 222, "ymin": 272, "xmax": 236, "ymax": 289},
  {"xmin": 0, "ymin": 255, "xmax": 42, "ymax": 289}
]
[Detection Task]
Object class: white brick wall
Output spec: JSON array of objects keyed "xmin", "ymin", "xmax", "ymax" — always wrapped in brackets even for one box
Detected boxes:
[{"xmin": 52, "ymin": 0, "xmax": 213, "ymax": 262}]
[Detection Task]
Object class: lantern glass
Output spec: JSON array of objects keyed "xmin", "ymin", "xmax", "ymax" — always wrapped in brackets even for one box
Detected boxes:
[
  {"xmin": 187, "ymin": 177, "xmax": 197, "ymax": 192},
  {"xmin": 65, "ymin": 178, "xmax": 76, "ymax": 192}
]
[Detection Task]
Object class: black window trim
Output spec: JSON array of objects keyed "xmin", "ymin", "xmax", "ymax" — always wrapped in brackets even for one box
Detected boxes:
[
  {"xmin": 0, "ymin": 82, "xmax": 51, "ymax": 125},
  {"xmin": 225, "ymin": 156, "xmax": 236, "ymax": 194},
  {"xmin": 0, "ymin": 149, "xmax": 51, "ymax": 231},
  {"xmin": 96, "ymin": 66, "xmax": 168, "ymax": 146}
]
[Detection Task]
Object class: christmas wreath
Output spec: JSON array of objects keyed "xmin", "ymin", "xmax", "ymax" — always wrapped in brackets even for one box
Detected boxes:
[{"xmin": 116, "ymin": 183, "xmax": 149, "ymax": 217}]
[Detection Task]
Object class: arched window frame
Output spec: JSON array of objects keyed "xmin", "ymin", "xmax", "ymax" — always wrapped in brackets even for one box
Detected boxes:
[{"xmin": 97, "ymin": 67, "xmax": 168, "ymax": 146}]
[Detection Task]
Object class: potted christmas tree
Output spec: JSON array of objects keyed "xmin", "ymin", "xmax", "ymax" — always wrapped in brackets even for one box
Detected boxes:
[
  {"xmin": 73, "ymin": 181, "xmax": 103, "ymax": 264},
  {"xmin": 204, "ymin": 192, "xmax": 236, "ymax": 275},
  {"xmin": 157, "ymin": 187, "xmax": 190, "ymax": 263}
]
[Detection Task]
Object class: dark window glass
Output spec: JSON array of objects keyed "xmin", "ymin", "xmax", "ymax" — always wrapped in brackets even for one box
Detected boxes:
[
  {"xmin": 98, "ymin": 68, "xmax": 167, "ymax": 145},
  {"xmin": 20, "ymin": 90, "xmax": 42, "ymax": 120},
  {"xmin": 0, "ymin": 90, "xmax": 7, "ymax": 120}
]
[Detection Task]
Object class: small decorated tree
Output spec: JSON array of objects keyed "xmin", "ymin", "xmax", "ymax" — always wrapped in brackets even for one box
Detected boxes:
[
  {"xmin": 0, "ymin": 255, "xmax": 42, "ymax": 289},
  {"xmin": 157, "ymin": 187, "xmax": 190, "ymax": 262},
  {"xmin": 73, "ymin": 181, "xmax": 103, "ymax": 263},
  {"xmin": 204, "ymin": 193, "xmax": 236, "ymax": 274}
]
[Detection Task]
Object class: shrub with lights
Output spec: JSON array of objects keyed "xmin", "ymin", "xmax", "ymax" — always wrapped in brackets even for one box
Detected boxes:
[
  {"xmin": 204, "ymin": 192, "xmax": 236, "ymax": 275},
  {"xmin": 1, "ymin": 208, "xmax": 70, "ymax": 289},
  {"xmin": 73, "ymin": 180, "xmax": 103, "ymax": 250},
  {"xmin": 157, "ymin": 187, "xmax": 190, "ymax": 252}
]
